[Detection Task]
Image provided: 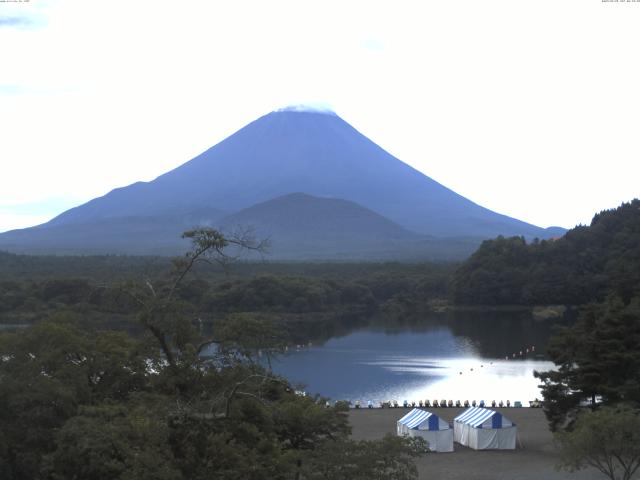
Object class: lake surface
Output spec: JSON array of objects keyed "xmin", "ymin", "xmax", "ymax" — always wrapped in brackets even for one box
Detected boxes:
[{"xmin": 269, "ymin": 315, "xmax": 558, "ymax": 405}]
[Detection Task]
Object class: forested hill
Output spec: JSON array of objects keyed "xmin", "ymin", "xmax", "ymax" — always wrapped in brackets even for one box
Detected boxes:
[{"xmin": 451, "ymin": 199, "xmax": 640, "ymax": 306}]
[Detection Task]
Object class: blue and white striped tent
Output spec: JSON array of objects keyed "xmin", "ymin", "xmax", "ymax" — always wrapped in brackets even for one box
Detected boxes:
[
  {"xmin": 396, "ymin": 409, "xmax": 453, "ymax": 452},
  {"xmin": 453, "ymin": 407, "xmax": 516, "ymax": 450}
]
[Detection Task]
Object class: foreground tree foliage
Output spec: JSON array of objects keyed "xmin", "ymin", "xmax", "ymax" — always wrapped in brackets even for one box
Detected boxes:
[
  {"xmin": 0, "ymin": 319, "xmax": 152, "ymax": 479},
  {"xmin": 556, "ymin": 406, "xmax": 640, "ymax": 480},
  {"xmin": 0, "ymin": 229, "xmax": 423, "ymax": 480},
  {"xmin": 534, "ymin": 295, "xmax": 640, "ymax": 431},
  {"xmin": 302, "ymin": 434, "xmax": 425, "ymax": 480}
]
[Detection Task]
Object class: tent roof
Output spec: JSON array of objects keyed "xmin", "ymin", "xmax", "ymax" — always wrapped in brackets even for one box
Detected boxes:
[
  {"xmin": 454, "ymin": 407, "xmax": 513, "ymax": 428},
  {"xmin": 397, "ymin": 409, "xmax": 443, "ymax": 430}
]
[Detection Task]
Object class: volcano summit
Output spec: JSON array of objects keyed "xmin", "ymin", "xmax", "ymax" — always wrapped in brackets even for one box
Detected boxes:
[{"xmin": 0, "ymin": 109, "xmax": 564, "ymax": 259}]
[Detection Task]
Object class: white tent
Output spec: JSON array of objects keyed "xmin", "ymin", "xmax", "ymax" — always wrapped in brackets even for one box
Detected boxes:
[
  {"xmin": 453, "ymin": 407, "xmax": 516, "ymax": 450},
  {"xmin": 396, "ymin": 409, "xmax": 454, "ymax": 452}
]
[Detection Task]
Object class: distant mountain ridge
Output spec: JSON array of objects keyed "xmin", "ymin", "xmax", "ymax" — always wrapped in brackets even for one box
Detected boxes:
[
  {"xmin": 216, "ymin": 193, "xmax": 480, "ymax": 260},
  {"xmin": 220, "ymin": 192, "xmax": 416, "ymax": 240},
  {"xmin": 0, "ymin": 109, "xmax": 565, "ymax": 259}
]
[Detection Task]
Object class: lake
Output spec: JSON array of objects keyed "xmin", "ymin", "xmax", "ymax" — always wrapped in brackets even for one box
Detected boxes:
[{"xmin": 269, "ymin": 314, "xmax": 559, "ymax": 406}]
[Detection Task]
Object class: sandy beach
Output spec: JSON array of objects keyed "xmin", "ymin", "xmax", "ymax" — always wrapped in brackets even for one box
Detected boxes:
[{"xmin": 349, "ymin": 407, "xmax": 601, "ymax": 480}]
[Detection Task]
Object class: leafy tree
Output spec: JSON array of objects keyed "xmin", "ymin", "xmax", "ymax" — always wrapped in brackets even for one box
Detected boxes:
[
  {"xmin": 215, "ymin": 313, "xmax": 289, "ymax": 368},
  {"xmin": 302, "ymin": 435, "xmax": 426, "ymax": 480},
  {"xmin": 556, "ymin": 406, "xmax": 640, "ymax": 480},
  {"xmin": 0, "ymin": 316, "xmax": 149, "ymax": 479},
  {"xmin": 121, "ymin": 228, "xmax": 267, "ymax": 371},
  {"xmin": 535, "ymin": 295, "xmax": 640, "ymax": 430},
  {"xmin": 43, "ymin": 400, "xmax": 182, "ymax": 480}
]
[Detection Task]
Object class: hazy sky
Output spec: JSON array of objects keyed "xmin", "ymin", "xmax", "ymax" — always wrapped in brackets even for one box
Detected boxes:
[{"xmin": 1, "ymin": 0, "xmax": 639, "ymax": 233}]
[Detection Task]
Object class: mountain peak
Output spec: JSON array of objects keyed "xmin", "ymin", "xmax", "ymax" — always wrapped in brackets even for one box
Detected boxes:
[{"xmin": 0, "ymin": 107, "xmax": 566, "ymax": 257}]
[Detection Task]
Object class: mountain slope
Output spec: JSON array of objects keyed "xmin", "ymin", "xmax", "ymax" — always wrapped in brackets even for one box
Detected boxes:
[
  {"xmin": 221, "ymin": 193, "xmax": 483, "ymax": 260},
  {"xmin": 42, "ymin": 110, "xmax": 559, "ymax": 238},
  {"xmin": 220, "ymin": 192, "xmax": 416, "ymax": 239},
  {"xmin": 0, "ymin": 109, "xmax": 565, "ymax": 258},
  {"xmin": 0, "ymin": 193, "xmax": 482, "ymax": 260},
  {"xmin": 0, "ymin": 208, "xmax": 224, "ymax": 255},
  {"xmin": 217, "ymin": 193, "xmax": 432, "ymax": 259}
]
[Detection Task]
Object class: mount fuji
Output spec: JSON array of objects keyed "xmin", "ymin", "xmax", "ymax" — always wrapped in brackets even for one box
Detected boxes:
[{"xmin": 0, "ymin": 109, "xmax": 564, "ymax": 259}]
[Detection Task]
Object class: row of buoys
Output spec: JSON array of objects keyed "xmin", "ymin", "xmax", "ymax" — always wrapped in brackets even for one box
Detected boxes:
[
  {"xmin": 328, "ymin": 399, "xmax": 543, "ymax": 409},
  {"xmin": 459, "ymin": 361, "xmax": 494, "ymax": 375},
  {"xmin": 346, "ymin": 399, "xmax": 528, "ymax": 409},
  {"xmin": 505, "ymin": 345, "xmax": 535, "ymax": 360},
  {"xmin": 454, "ymin": 345, "xmax": 537, "ymax": 377},
  {"xmin": 390, "ymin": 399, "xmax": 510, "ymax": 408},
  {"xmin": 282, "ymin": 341, "xmax": 314, "ymax": 353}
]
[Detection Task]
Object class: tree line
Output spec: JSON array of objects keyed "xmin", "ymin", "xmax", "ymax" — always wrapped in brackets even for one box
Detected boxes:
[
  {"xmin": 451, "ymin": 199, "xmax": 640, "ymax": 306},
  {"xmin": 0, "ymin": 257, "xmax": 453, "ymax": 345}
]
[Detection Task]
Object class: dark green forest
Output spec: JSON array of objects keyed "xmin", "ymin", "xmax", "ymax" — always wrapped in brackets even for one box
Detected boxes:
[
  {"xmin": 0, "ymin": 250, "xmax": 453, "ymax": 346},
  {"xmin": 451, "ymin": 199, "xmax": 640, "ymax": 306}
]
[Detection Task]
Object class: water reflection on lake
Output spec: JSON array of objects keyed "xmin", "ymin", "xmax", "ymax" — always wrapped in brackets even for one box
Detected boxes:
[{"xmin": 270, "ymin": 316, "xmax": 558, "ymax": 405}]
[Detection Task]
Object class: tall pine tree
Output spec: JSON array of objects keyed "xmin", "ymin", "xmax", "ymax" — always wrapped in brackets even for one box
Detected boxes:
[{"xmin": 535, "ymin": 295, "xmax": 640, "ymax": 430}]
